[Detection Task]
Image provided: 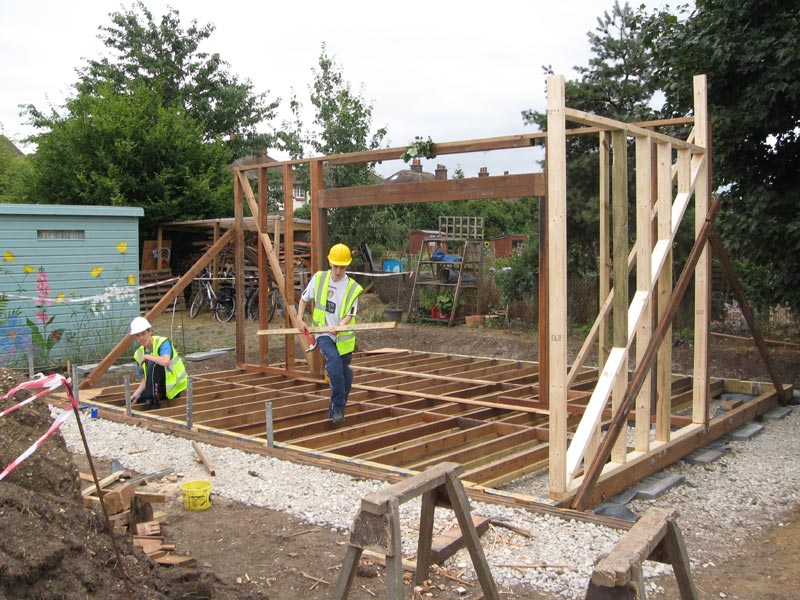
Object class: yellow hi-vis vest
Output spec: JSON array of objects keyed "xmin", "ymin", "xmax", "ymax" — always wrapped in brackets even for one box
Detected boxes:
[
  {"xmin": 311, "ymin": 271, "xmax": 363, "ymax": 355},
  {"xmin": 133, "ymin": 335, "xmax": 188, "ymax": 399}
]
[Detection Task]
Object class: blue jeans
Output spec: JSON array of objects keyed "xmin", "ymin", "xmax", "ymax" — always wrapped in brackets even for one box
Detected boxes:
[{"xmin": 316, "ymin": 336, "xmax": 353, "ymax": 418}]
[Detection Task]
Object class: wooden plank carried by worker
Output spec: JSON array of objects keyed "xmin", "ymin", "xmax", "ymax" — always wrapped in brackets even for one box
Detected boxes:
[{"xmin": 258, "ymin": 321, "xmax": 397, "ymax": 336}]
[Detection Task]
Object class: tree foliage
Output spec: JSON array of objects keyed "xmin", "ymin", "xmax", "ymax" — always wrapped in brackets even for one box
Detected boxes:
[
  {"xmin": 648, "ymin": 0, "xmax": 800, "ymax": 310},
  {"xmin": 27, "ymin": 83, "xmax": 231, "ymax": 235},
  {"xmin": 22, "ymin": 2, "xmax": 278, "ymax": 236},
  {"xmin": 283, "ymin": 44, "xmax": 389, "ymax": 250},
  {"xmin": 0, "ymin": 137, "xmax": 34, "ymax": 203},
  {"xmin": 522, "ymin": 1, "xmax": 663, "ymax": 276},
  {"xmin": 76, "ymin": 2, "xmax": 278, "ymax": 157}
]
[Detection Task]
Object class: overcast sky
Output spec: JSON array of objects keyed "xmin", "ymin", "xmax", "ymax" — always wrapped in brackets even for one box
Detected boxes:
[{"xmin": 2, "ymin": 0, "xmax": 636, "ymax": 178}]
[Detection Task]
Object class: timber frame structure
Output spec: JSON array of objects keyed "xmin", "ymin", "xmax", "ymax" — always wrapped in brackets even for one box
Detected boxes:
[{"xmin": 81, "ymin": 74, "xmax": 790, "ymax": 511}]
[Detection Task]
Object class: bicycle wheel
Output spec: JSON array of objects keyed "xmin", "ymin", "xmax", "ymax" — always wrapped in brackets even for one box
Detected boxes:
[
  {"xmin": 245, "ymin": 291, "xmax": 259, "ymax": 322},
  {"xmin": 214, "ymin": 294, "xmax": 236, "ymax": 323},
  {"xmin": 267, "ymin": 288, "xmax": 278, "ymax": 322},
  {"xmin": 189, "ymin": 292, "xmax": 205, "ymax": 318}
]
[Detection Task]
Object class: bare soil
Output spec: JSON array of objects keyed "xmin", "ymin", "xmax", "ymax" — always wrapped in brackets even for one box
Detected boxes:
[{"xmin": 2, "ymin": 294, "xmax": 798, "ymax": 599}]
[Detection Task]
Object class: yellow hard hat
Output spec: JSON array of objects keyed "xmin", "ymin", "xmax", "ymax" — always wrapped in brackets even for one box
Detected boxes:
[{"xmin": 327, "ymin": 243, "xmax": 352, "ymax": 266}]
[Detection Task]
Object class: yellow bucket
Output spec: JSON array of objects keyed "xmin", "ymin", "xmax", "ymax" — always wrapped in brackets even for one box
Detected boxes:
[{"xmin": 180, "ymin": 480, "xmax": 212, "ymax": 511}]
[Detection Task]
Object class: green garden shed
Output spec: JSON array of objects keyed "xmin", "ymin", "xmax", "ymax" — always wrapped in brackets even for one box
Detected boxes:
[{"xmin": 0, "ymin": 204, "xmax": 145, "ymax": 369}]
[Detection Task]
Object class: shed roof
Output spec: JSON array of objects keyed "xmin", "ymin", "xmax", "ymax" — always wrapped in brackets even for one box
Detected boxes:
[{"xmin": 0, "ymin": 203, "xmax": 144, "ymax": 218}]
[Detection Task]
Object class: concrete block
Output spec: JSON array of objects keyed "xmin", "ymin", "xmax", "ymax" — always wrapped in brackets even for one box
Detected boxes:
[
  {"xmin": 730, "ymin": 422, "xmax": 765, "ymax": 440},
  {"xmin": 593, "ymin": 502, "xmax": 638, "ymax": 522},
  {"xmin": 634, "ymin": 473, "xmax": 685, "ymax": 499},
  {"xmin": 762, "ymin": 406, "xmax": 793, "ymax": 421},
  {"xmin": 184, "ymin": 348, "xmax": 233, "ymax": 361},
  {"xmin": 683, "ymin": 448, "xmax": 728, "ymax": 466},
  {"xmin": 720, "ymin": 392, "xmax": 756, "ymax": 403},
  {"xmin": 608, "ymin": 487, "xmax": 639, "ymax": 505}
]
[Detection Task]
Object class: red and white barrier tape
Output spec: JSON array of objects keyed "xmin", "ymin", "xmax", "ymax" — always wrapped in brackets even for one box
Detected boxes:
[{"xmin": 0, "ymin": 373, "xmax": 78, "ymax": 482}]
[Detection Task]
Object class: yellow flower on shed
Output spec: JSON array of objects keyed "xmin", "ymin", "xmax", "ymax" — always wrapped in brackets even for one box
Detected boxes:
[
  {"xmin": 90, "ymin": 266, "xmax": 104, "ymax": 278},
  {"xmin": 3, "ymin": 251, "xmax": 15, "ymax": 262},
  {"xmin": 117, "ymin": 241, "xmax": 128, "ymax": 254}
]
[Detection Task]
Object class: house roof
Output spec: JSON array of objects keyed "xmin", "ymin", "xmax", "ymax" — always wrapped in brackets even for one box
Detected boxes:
[{"xmin": 383, "ymin": 169, "xmax": 435, "ymax": 184}]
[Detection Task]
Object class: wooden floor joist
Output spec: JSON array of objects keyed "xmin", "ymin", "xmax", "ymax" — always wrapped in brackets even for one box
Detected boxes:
[{"xmin": 79, "ymin": 348, "xmax": 784, "ymax": 510}]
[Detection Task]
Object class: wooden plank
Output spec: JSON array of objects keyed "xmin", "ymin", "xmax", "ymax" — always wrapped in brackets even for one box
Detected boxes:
[
  {"xmin": 191, "ymin": 440, "xmax": 216, "ymax": 476},
  {"xmin": 154, "ymin": 555, "xmax": 197, "ymax": 567},
  {"xmin": 318, "ymin": 173, "xmax": 544, "ymax": 208},
  {"xmin": 133, "ymin": 491, "xmax": 167, "ymax": 504},
  {"xmin": 546, "ymin": 74, "xmax": 569, "ymax": 496},
  {"xmin": 591, "ymin": 507, "xmax": 676, "ymax": 587},
  {"xmin": 361, "ymin": 462, "xmax": 462, "ymax": 515},
  {"xmin": 430, "ymin": 515, "xmax": 491, "ymax": 565},
  {"xmin": 81, "ymin": 470, "xmax": 125, "ymax": 497},
  {"xmin": 257, "ymin": 321, "xmax": 397, "ymax": 336}
]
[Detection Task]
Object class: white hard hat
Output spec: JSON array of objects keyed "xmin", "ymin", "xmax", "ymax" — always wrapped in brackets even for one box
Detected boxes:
[{"xmin": 130, "ymin": 316, "xmax": 152, "ymax": 335}]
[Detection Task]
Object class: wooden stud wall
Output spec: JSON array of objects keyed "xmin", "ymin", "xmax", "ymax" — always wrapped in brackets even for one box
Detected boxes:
[{"xmin": 83, "ymin": 73, "xmax": 788, "ymax": 510}]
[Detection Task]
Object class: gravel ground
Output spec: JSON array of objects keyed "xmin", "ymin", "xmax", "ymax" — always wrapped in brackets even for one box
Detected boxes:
[{"xmin": 52, "ymin": 400, "xmax": 799, "ymax": 599}]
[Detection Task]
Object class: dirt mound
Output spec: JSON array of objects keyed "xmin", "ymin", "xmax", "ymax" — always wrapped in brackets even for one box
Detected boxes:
[{"xmin": 0, "ymin": 369, "xmax": 261, "ymax": 600}]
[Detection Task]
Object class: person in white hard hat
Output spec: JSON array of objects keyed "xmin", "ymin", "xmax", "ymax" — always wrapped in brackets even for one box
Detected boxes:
[
  {"xmin": 129, "ymin": 317, "xmax": 187, "ymax": 410},
  {"xmin": 297, "ymin": 243, "xmax": 363, "ymax": 426}
]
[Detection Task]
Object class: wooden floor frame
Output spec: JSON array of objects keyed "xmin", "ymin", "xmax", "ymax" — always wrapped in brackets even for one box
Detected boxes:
[{"xmin": 81, "ymin": 73, "xmax": 790, "ymax": 511}]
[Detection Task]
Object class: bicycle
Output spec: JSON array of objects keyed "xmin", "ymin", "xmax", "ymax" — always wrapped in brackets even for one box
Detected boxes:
[
  {"xmin": 189, "ymin": 268, "xmax": 236, "ymax": 323},
  {"xmin": 245, "ymin": 279, "xmax": 281, "ymax": 323}
]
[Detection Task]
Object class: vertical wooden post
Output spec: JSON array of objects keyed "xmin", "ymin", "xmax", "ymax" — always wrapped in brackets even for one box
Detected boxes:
[
  {"xmin": 634, "ymin": 136, "xmax": 654, "ymax": 453},
  {"xmin": 234, "ymin": 169, "xmax": 245, "ymax": 366},
  {"xmin": 598, "ymin": 131, "xmax": 611, "ymax": 370},
  {"xmin": 308, "ymin": 159, "xmax": 325, "ymax": 375},
  {"xmin": 611, "ymin": 130, "xmax": 628, "ymax": 463},
  {"xmin": 692, "ymin": 74, "xmax": 711, "ymax": 425},
  {"xmin": 655, "ymin": 142, "xmax": 673, "ymax": 441},
  {"xmin": 283, "ymin": 164, "xmax": 297, "ymax": 369},
  {"xmin": 257, "ymin": 165, "xmax": 270, "ymax": 366},
  {"xmin": 546, "ymin": 75, "xmax": 568, "ymax": 496}
]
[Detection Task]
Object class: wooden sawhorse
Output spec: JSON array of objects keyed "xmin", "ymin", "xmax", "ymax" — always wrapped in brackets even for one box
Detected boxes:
[
  {"xmin": 333, "ymin": 462, "xmax": 498, "ymax": 599},
  {"xmin": 586, "ymin": 507, "xmax": 698, "ymax": 599}
]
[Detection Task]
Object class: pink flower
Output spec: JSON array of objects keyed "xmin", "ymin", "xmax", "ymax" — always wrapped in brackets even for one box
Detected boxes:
[
  {"xmin": 50, "ymin": 331, "xmax": 61, "ymax": 342},
  {"xmin": 36, "ymin": 309, "xmax": 48, "ymax": 324},
  {"xmin": 36, "ymin": 271, "xmax": 52, "ymax": 305}
]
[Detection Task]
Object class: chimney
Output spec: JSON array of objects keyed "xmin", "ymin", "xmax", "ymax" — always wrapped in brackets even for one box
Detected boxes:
[
  {"xmin": 478, "ymin": 167, "xmax": 489, "ymax": 177},
  {"xmin": 504, "ymin": 170, "xmax": 509, "ymax": 176},
  {"xmin": 435, "ymin": 164, "xmax": 448, "ymax": 180},
  {"xmin": 410, "ymin": 158, "xmax": 423, "ymax": 173}
]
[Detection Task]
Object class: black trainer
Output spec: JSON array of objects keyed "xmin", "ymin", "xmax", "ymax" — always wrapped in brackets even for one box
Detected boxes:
[{"xmin": 331, "ymin": 409, "xmax": 345, "ymax": 426}]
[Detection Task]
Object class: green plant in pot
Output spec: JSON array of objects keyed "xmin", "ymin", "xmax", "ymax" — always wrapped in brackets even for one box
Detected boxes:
[
  {"xmin": 418, "ymin": 288, "xmax": 438, "ymax": 313},
  {"xmin": 435, "ymin": 290, "xmax": 464, "ymax": 318}
]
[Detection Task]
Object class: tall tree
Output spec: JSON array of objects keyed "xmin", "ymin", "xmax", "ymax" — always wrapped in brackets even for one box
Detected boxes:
[
  {"xmin": 283, "ymin": 44, "xmax": 391, "ymax": 252},
  {"xmin": 0, "ymin": 136, "xmax": 33, "ymax": 203},
  {"xmin": 27, "ymin": 82, "xmax": 231, "ymax": 235},
  {"xmin": 522, "ymin": 1, "xmax": 664, "ymax": 275},
  {"xmin": 649, "ymin": 0, "xmax": 800, "ymax": 311},
  {"xmin": 22, "ymin": 2, "xmax": 279, "ymax": 235},
  {"xmin": 75, "ymin": 2, "xmax": 278, "ymax": 157}
]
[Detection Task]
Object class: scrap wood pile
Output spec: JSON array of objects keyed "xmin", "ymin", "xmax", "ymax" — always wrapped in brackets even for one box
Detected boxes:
[
  {"xmin": 0, "ymin": 367, "xmax": 260, "ymax": 600},
  {"xmin": 80, "ymin": 468, "xmax": 195, "ymax": 567}
]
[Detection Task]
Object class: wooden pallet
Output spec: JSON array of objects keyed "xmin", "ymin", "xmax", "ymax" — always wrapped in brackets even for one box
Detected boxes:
[{"xmin": 140, "ymin": 269, "xmax": 185, "ymax": 314}]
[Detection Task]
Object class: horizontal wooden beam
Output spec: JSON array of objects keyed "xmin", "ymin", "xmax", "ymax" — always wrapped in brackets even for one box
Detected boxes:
[
  {"xmin": 258, "ymin": 322, "xmax": 397, "ymax": 336},
  {"xmin": 318, "ymin": 173, "xmax": 544, "ymax": 209}
]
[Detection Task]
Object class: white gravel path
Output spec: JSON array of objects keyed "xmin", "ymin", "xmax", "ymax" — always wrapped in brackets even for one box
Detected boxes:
[{"xmin": 53, "ymin": 404, "xmax": 799, "ymax": 599}]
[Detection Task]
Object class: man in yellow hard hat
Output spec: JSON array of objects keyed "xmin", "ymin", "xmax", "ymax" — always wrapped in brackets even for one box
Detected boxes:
[
  {"xmin": 129, "ymin": 316, "xmax": 188, "ymax": 410},
  {"xmin": 297, "ymin": 243, "xmax": 364, "ymax": 426}
]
